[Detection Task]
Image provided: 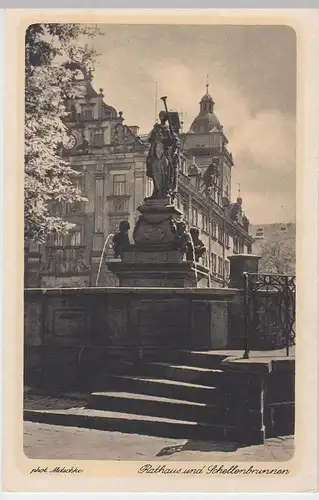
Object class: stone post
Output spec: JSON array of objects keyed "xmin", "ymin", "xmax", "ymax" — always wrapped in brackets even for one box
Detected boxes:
[
  {"xmin": 227, "ymin": 254, "xmax": 260, "ymax": 350},
  {"xmin": 228, "ymin": 254, "xmax": 261, "ymax": 289}
]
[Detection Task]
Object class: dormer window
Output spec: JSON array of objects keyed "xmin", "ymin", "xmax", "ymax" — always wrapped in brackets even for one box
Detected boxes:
[
  {"xmin": 255, "ymin": 227, "xmax": 264, "ymax": 239},
  {"xmin": 82, "ymin": 104, "xmax": 94, "ymax": 120},
  {"xmin": 90, "ymin": 128, "xmax": 104, "ymax": 147}
]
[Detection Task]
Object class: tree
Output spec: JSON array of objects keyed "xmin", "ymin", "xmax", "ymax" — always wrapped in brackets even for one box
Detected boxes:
[
  {"xmin": 25, "ymin": 23, "xmax": 100, "ymax": 243},
  {"xmin": 258, "ymin": 231, "xmax": 295, "ymax": 275}
]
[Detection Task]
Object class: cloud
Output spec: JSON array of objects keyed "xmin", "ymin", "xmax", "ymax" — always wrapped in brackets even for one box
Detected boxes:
[{"xmin": 93, "ymin": 41, "xmax": 296, "ymax": 224}]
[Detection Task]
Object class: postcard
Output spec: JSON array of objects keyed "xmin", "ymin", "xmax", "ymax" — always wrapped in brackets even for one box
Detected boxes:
[{"xmin": 2, "ymin": 8, "xmax": 318, "ymax": 494}]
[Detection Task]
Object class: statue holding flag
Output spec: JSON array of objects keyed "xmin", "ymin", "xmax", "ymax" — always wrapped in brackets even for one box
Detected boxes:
[{"xmin": 146, "ymin": 96, "xmax": 180, "ymax": 201}]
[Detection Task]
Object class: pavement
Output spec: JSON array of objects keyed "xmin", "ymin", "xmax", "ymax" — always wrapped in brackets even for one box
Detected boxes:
[
  {"xmin": 24, "ymin": 392, "xmax": 294, "ymax": 462},
  {"xmin": 24, "ymin": 422, "xmax": 294, "ymax": 462}
]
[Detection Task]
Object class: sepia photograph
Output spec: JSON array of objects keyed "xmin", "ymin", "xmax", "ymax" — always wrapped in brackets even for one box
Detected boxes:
[{"xmin": 21, "ymin": 20, "xmax": 298, "ymax": 466}]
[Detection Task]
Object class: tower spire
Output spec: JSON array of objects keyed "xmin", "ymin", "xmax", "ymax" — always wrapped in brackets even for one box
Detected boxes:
[{"xmin": 206, "ymin": 74, "xmax": 209, "ymax": 94}]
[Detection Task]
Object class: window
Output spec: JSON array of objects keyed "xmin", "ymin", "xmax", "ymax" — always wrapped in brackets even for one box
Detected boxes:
[
  {"xmin": 218, "ymin": 225, "xmax": 223, "ymax": 243},
  {"xmin": 201, "ymin": 212, "xmax": 208, "ymax": 232},
  {"xmin": 82, "ymin": 106, "xmax": 93, "ymax": 120},
  {"xmin": 182, "ymin": 199, "xmax": 189, "ymax": 220},
  {"xmin": 52, "ymin": 233, "xmax": 64, "ymax": 246},
  {"xmin": 225, "ymin": 231, "xmax": 230, "ymax": 247},
  {"xmin": 113, "ymin": 174, "xmax": 126, "ymax": 196},
  {"xmin": 255, "ymin": 227, "xmax": 264, "ymax": 238},
  {"xmin": 211, "ymin": 221, "xmax": 217, "ymax": 239},
  {"xmin": 280, "ymin": 226, "xmax": 287, "ymax": 232},
  {"xmin": 180, "ymin": 158, "xmax": 187, "ymax": 174},
  {"xmin": 70, "ymin": 230, "xmax": 82, "ymax": 246},
  {"xmin": 218, "ymin": 257, "xmax": 223, "ymax": 276},
  {"xmin": 191, "ymin": 207, "xmax": 198, "ymax": 226},
  {"xmin": 233, "ymin": 237, "xmax": 239, "ymax": 253},
  {"xmin": 211, "ymin": 253, "xmax": 217, "ymax": 274},
  {"xmin": 224, "ymin": 259, "xmax": 230, "ymax": 278},
  {"xmin": 95, "ymin": 178, "xmax": 104, "ymax": 232},
  {"xmin": 90, "ymin": 129, "xmax": 104, "ymax": 147}
]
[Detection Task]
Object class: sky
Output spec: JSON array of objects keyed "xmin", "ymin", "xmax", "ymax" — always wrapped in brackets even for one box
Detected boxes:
[{"xmin": 89, "ymin": 24, "xmax": 296, "ymax": 225}]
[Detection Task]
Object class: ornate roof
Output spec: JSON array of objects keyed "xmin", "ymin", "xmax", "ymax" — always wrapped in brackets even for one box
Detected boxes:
[
  {"xmin": 189, "ymin": 112, "xmax": 221, "ymax": 133},
  {"xmin": 189, "ymin": 84, "xmax": 222, "ymax": 134}
]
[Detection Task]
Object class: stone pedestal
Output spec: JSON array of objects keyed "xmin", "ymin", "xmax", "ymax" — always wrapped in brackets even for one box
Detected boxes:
[
  {"xmin": 107, "ymin": 197, "xmax": 200, "ymax": 288},
  {"xmin": 133, "ymin": 196, "xmax": 182, "ymax": 249},
  {"xmin": 228, "ymin": 254, "xmax": 261, "ymax": 289}
]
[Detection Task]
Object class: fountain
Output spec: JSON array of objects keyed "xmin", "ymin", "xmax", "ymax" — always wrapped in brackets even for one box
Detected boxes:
[
  {"xmin": 108, "ymin": 102, "xmax": 203, "ymax": 288},
  {"xmin": 23, "ymin": 97, "xmax": 290, "ymax": 447},
  {"xmin": 24, "ymin": 98, "xmax": 239, "ymax": 385},
  {"xmin": 104, "ymin": 99, "xmax": 237, "ymax": 351},
  {"xmin": 95, "ymin": 233, "xmax": 114, "ymax": 286}
]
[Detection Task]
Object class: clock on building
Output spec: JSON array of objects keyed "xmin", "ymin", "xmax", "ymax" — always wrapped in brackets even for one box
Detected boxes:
[{"xmin": 62, "ymin": 133, "xmax": 77, "ymax": 150}]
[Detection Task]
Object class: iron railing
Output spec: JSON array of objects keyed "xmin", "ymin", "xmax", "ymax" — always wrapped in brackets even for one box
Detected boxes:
[{"xmin": 243, "ymin": 272, "xmax": 296, "ymax": 359}]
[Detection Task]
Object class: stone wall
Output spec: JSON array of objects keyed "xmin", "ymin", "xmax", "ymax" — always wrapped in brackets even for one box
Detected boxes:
[
  {"xmin": 24, "ymin": 287, "xmax": 238, "ymax": 390},
  {"xmin": 221, "ymin": 357, "xmax": 295, "ymax": 443}
]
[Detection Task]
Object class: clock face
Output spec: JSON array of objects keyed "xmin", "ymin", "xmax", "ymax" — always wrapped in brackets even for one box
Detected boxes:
[{"xmin": 63, "ymin": 133, "xmax": 77, "ymax": 150}]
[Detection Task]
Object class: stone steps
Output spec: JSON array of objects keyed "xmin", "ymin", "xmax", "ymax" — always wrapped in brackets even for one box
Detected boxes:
[
  {"xmin": 139, "ymin": 350, "xmax": 230, "ymax": 369},
  {"xmin": 88, "ymin": 391, "xmax": 224, "ymax": 424},
  {"xmin": 24, "ymin": 351, "xmax": 236, "ymax": 440},
  {"xmin": 24, "ymin": 408, "xmax": 231, "ymax": 440},
  {"xmin": 102, "ymin": 375, "xmax": 220, "ymax": 404},
  {"xmin": 140, "ymin": 362, "xmax": 224, "ymax": 385}
]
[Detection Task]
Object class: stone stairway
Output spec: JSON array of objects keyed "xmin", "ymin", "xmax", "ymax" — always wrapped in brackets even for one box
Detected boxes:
[{"xmin": 24, "ymin": 350, "xmax": 238, "ymax": 441}]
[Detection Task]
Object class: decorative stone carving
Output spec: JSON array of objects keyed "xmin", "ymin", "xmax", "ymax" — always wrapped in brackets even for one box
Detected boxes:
[
  {"xmin": 133, "ymin": 197, "xmax": 182, "ymax": 248},
  {"xmin": 112, "ymin": 198, "xmax": 129, "ymax": 213},
  {"xmin": 96, "ymin": 162, "xmax": 104, "ymax": 173}
]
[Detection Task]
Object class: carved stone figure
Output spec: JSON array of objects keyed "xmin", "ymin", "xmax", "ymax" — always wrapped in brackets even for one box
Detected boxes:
[
  {"xmin": 242, "ymin": 213, "xmax": 250, "ymax": 232},
  {"xmin": 146, "ymin": 109, "xmax": 180, "ymax": 200},
  {"xmin": 112, "ymin": 220, "xmax": 131, "ymax": 259},
  {"xmin": 188, "ymin": 228, "xmax": 206, "ymax": 262},
  {"xmin": 202, "ymin": 158, "xmax": 220, "ymax": 195},
  {"xmin": 174, "ymin": 221, "xmax": 194, "ymax": 261},
  {"xmin": 230, "ymin": 197, "xmax": 243, "ymax": 222}
]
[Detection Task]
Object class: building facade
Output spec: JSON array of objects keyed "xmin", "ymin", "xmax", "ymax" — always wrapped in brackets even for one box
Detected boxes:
[
  {"xmin": 250, "ymin": 222, "xmax": 296, "ymax": 275},
  {"xmin": 250, "ymin": 222, "xmax": 296, "ymax": 256},
  {"xmin": 24, "ymin": 70, "xmax": 253, "ymax": 289}
]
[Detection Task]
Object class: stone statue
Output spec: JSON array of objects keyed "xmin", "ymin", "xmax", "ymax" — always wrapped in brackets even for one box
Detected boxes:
[
  {"xmin": 146, "ymin": 108, "xmax": 180, "ymax": 200},
  {"xmin": 112, "ymin": 221, "xmax": 131, "ymax": 259},
  {"xmin": 202, "ymin": 158, "xmax": 220, "ymax": 196},
  {"xmin": 175, "ymin": 221, "xmax": 194, "ymax": 260},
  {"xmin": 230, "ymin": 197, "xmax": 243, "ymax": 222},
  {"xmin": 242, "ymin": 213, "xmax": 250, "ymax": 232},
  {"xmin": 188, "ymin": 228, "xmax": 206, "ymax": 262}
]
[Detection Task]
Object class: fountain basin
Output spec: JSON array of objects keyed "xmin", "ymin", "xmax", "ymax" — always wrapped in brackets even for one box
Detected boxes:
[{"xmin": 25, "ymin": 287, "xmax": 238, "ymax": 377}]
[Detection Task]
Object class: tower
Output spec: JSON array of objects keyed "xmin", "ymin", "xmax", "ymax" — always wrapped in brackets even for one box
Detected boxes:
[{"xmin": 184, "ymin": 83, "xmax": 233, "ymax": 206}]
